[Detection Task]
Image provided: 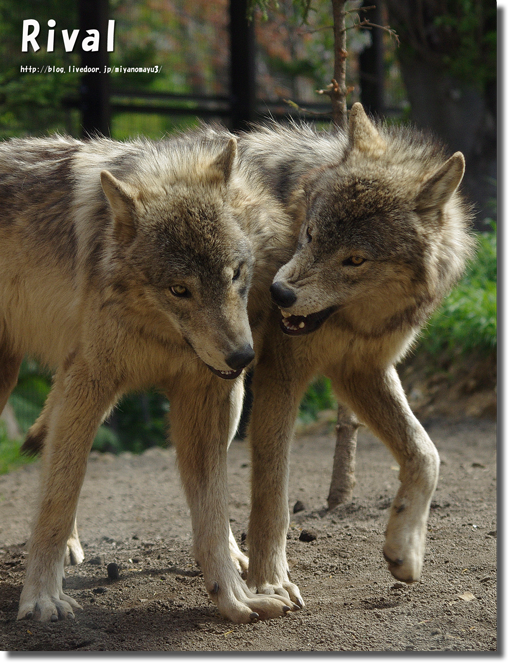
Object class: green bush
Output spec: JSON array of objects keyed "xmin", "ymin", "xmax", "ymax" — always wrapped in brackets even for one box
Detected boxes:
[
  {"xmin": 299, "ymin": 376, "xmax": 336, "ymax": 423},
  {"xmin": 417, "ymin": 223, "xmax": 497, "ymax": 356},
  {"xmin": 97, "ymin": 391, "xmax": 169, "ymax": 454},
  {"xmin": 0, "ymin": 421, "xmax": 26, "ymax": 475},
  {"xmin": 4, "ymin": 359, "xmax": 51, "ymax": 439}
]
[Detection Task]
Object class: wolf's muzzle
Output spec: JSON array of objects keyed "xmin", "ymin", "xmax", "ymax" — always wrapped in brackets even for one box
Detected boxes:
[
  {"xmin": 226, "ymin": 344, "xmax": 255, "ymax": 371},
  {"xmin": 270, "ymin": 281, "xmax": 297, "ymax": 309},
  {"xmin": 206, "ymin": 343, "xmax": 254, "ymax": 381}
]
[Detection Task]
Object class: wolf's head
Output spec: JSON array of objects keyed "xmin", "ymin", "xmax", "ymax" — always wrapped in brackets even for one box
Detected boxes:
[
  {"xmin": 100, "ymin": 138, "xmax": 255, "ymax": 379},
  {"xmin": 271, "ymin": 104, "xmax": 474, "ymax": 339}
]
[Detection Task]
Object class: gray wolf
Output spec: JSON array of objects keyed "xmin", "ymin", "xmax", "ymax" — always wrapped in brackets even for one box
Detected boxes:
[
  {"xmin": 235, "ymin": 104, "xmax": 474, "ymax": 607},
  {"xmin": 0, "ymin": 130, "xmax": 299, "ymax": 623}
]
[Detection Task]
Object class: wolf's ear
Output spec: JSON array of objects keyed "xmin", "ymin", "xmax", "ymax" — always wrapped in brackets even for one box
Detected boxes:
[
  {"xmin": 101, "ymin": 170, "xmax": 137, "ymax": 243},
  {"xmin": 211, "ymin": 138, "xmax": 237, "ymax": 182},
  {"xmin": 348, "ymin": 102, "xmax": 386, "ymax": 156},
  {"xmin": 414, "ymin": 152, "xmax": 465, "ymax": 212}
]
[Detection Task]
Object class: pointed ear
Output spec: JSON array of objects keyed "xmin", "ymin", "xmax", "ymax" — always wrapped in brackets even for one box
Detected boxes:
[
  {"xmin": 100, "ymin": 170, "xmax": 137, "ymax": 243},
  {"xmin": 211, "ymin": 138, "xmax": 237, "ymax": 182},
  {"xmin": 414, "ymin": 152, "xmax": 465, "ymax": 212},
  {"xmin": 348, "ymin": 102, "xmax": 386, "ymax": 156}
]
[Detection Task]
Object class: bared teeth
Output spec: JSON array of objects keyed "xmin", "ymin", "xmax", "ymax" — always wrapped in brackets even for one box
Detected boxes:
[
  {"xmin": 282, "ymin": 317, "xmax": 307, "ymax": 331},
  {"xmin": 281, "ymin": 310, "xmax": 313, "ymax": 332}
]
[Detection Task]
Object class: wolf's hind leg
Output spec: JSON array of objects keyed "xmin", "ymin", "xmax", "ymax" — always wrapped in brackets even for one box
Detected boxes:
[
  {"xmin": 64, "ymin": 517, "xmax": 85, "ymax": 566},
  {"xmin": 332, "ymin": 365, "xmax": 440, "ymax": 582},
  {"xmin": 229, "ymin": 529, "xmax": 249, "ymax": 577}
]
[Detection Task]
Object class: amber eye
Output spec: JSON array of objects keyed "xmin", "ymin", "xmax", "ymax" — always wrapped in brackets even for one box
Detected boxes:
[
  {"xmin": 232, "ymin": 265, "xmax": 242, "ymax": 281},
  {"xmin": 306, "ymin": 227, "xmax": 313, "ymax": 243},
  {"xmin": 170, "ymin": 284, "xmax": 190, "ymax": 297},
  {"xmin": 343, "ymin": 256, "xmax": 366, "ymax": 266}
]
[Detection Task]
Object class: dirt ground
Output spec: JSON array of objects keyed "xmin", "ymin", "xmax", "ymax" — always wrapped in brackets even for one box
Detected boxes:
[{"xmin": 0, "ymin": 403, "xmax": 497, "ymax": 652}]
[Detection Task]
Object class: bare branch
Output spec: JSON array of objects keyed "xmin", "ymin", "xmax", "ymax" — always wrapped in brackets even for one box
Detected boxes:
[
  {"xmin": 316, "ymin": 79, "xmax": 354, "ymax": 98},
  {"xmin": 283, "ymin": 99, "xmax": 332, "ymax": 116},
  {"xmin": 355, "ymin": 17, "xmax": 400, "ymax": 45},
  {"xmin": 346, "ymin": 4, "xmax": 376, "ymax": 14}
]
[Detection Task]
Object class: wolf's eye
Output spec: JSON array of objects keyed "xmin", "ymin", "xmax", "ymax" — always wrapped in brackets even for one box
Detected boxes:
[
  {"xmin": 170, "ymin": 284, "xmax": 190, "ymax": 298},
  {"xmin": 343, "ymin": 256, "xmax": 366, "ymax": 266},
  {"xmin": 232, "ymin": 264, "xmax": 242, "ymax": 281},
  {"xmin": 306, "ymin": 227, "xmax": 313, "ymax": 243}
]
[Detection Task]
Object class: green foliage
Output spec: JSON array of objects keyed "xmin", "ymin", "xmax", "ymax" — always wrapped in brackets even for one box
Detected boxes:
[
  {"xmin": 417, "ymin": 223, "xmax": 497, "ymax": 356},
  {"xmin": 3, "ymin": 359, "xmax": 170, "ymax": 462},
  {"xmin": 92, "ymin": 425, "xmax": 122, "ymax": 455},
  {"xmin": 111, "ymin": 111, "xmax": 199, "ymax": 141},
  {"xmin": 99, "ymin": 391, "xmax": 170, "ymax": 455},
  {"xmin": 0, "ymin": 422, "xmax": 28, "ymax": 475},
  {"xmin": 0, "ymin": 0, "xmax": 81, "ymax": 138},
  {"xmin": 299, "ymin": 376, "xmax": 336, "ymax": 423},
  {"xmin": 9, "ymin": 360, "xmax": 52, "ymax": 433},
  {"xmin": 249, "ymin": 0, "xmax": 314, "ymax": 23},
  {"xmin": 433, "ymin": 0, "xmax": 497, "ymax": 89}
]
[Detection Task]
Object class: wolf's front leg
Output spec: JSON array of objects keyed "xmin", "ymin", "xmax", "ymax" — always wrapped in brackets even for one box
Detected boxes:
[
  {"xmin": 22, "ymin": 391, "xmax": 84, "ymax": 566},
  {"xmin": 17, "ymin": 359, "xmax": 117, "ymax": 621},
  {"xmin": 246, "ymin": 341, "xmax": 311, "ymax": 608},
  {"xmin": 333, "ymin": 365, "xmax": 440, "ymax": 582},
  {"xmin": 23, "ymin": 385, "xmax": 112, "ymax": 566},
  {"xmin": 168, "ymin": 372, "xmax": 296, "ymax": 623}
]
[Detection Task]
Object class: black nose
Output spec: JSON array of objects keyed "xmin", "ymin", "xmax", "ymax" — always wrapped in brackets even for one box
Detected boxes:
[
  {"xmin": 226, "ymin": 344, "xmax": 255, "ymax": 371},
  {"xmin": 270, "ymin": 281, "xmax": 297, "ymax": 309}
]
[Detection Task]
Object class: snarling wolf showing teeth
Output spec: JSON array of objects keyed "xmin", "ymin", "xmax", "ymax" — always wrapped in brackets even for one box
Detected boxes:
[
  {"xmin": 235, "ymin": 103, "xmax": 474, "ymax": 606},
  {"xmin": 2, "ymin": 103, "xmax": 474, "ymax": 626}
]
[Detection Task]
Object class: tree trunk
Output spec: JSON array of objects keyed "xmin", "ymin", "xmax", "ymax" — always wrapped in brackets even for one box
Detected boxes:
[
  {"xmin": 330, "ymin": 0, "xmax": 348, "ymax": 129},
  {"xmin": 385, "ymin": 0, "xmax": 496, "ymax": 227},
  {"xmin": 397, "ymin": 56, "xmax": 496, "ymax": 227},
  {"xmin": 325, "ymin": 0, "xmax": 360, "ymax": 508},
  {"xmin": 327, "ymin": 404, "xmax": 360, "ymax": 510}
]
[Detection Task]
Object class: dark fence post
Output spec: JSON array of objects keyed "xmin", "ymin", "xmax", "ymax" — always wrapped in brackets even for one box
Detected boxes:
[
  {"xmin": 358, "ymin": 2, "xmax": 385, "ymax": 116},
  {"xmin": 79, "ymin": 0, "xmax": 111, "ymax": 137},
  {"xmin": 229, "ymin": 0, "xmax": 257, "ymax": 130},
  {"xmin": 229, "ymin": 0, "xmax": 257, "ymax": 438}
]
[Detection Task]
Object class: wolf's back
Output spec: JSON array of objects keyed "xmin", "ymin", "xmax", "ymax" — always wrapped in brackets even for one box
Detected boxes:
[{"xmin": 239, "ymin": 122, "xmax": 348, "ymax": 205}]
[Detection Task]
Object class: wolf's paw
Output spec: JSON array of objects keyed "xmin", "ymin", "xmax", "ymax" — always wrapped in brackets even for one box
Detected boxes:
[
  {"xmin": 383, "ymin": 522, "xmax": 425, "ymax": 582},
  {"xmin": 208, "ymin": 578, "xmax": 300, "ymax": 624},
  {"xmin": 17, "ymin": 591, "xmax": 82, "ymax": 622},
  {"xmin": 383, "ymin": 493, "xmax": 432, "ymax": 583},
  {"xmin": 383, "ymin": 543, "xmax": 423, "ymax": 582},
  {"xmin": 254, "ymin": 580, "xmax": 305, "ymax": 609},
  {"xmin": 64, "ymin": 537, "xmax": 84, "ymax": 566}
]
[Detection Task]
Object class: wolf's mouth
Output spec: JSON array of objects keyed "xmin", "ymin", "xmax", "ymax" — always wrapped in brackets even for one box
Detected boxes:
[
  {"xmin": 183, "ymin": 336, "xmax": 245, "ymax": 380},
  {"xmin": 280, "ymin": 306, "xmax": 337, "ymax": 336},
  {"xmin": 206, "ymin": 365, "xmax": 244, "ymax": 380}
]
